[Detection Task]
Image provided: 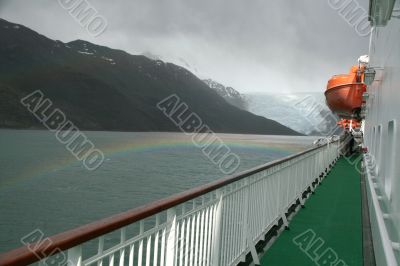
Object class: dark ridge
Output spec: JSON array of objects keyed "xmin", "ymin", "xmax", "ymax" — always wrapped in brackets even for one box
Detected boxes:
[{"xmin": 0, "ymin": 18, "xmax": 301, "ymax": 135}]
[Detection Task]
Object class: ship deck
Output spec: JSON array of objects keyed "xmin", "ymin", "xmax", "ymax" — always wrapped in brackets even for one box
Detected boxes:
[{"xmin": 261, "ymin": 156, "xmax": 363, "ymax": 266}]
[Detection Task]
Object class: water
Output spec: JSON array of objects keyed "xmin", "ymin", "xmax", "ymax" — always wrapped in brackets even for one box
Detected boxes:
[{"xmin": 0, "ymin": 130, "xmax": 316, "ymax": 253}]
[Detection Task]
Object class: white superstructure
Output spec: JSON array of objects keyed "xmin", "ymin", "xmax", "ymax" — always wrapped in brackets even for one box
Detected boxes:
[{"xmin": 363, "ymin": 0, "xmax": 400, "ymax": 264}]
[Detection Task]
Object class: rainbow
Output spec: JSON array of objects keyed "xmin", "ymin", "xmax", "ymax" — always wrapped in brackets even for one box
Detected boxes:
[{"xmin": 0, "ymin": 136, "xmax": 302, "ymax": 188}]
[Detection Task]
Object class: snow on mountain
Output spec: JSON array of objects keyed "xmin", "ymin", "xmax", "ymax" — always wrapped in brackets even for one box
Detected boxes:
[
  {"xmin": 141, "ymin": 52, "xmax": 200, "ymax": 75},
  {"xmin": 203, "ymin": 79, "xmax": 248, "ymax": 110},
  {"xmin": 67, "ymin": 40, "xmax": 117, "ymax": 65},
  {"xmin": 244, "ymin": 92, "xmax": 340, "ymax": 136},
  {"xmin": 141, "ymin": 51, "xmax": 161, "ymax": 61}
]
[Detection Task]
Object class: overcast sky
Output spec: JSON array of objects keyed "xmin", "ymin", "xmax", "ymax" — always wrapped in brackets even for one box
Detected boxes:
[{"xmin": 0, "ymin": 0, "xmax": 370, "ymax": 93}]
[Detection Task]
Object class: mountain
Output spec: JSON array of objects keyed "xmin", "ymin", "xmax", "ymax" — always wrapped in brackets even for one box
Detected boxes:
[
  {"xmin": 245, "ymin": 92, "xmax": 341, "ymax": 136},
  {"xmin": 0, "ymin": 18, "xmax": 300, "ymax": 135},
  {"xmin": 203, "ymin": 79, "xmax": 247, "ymax": 110}
]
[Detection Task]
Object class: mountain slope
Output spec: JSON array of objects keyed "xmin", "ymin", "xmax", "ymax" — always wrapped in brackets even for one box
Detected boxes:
[{"xmin": 0, "ymin": 18, "xmax": 300, "ymax": 135}]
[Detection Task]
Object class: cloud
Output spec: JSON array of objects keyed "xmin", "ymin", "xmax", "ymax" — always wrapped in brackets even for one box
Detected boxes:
[{"xmin": 0, "ymin": 0, "xmax": 370, "ymax": 93}]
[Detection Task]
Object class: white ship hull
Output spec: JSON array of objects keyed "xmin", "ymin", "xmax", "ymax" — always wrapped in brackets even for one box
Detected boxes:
[{"xmin": 363, "ymin": 0, "xmax": 400, "ymax": 264}]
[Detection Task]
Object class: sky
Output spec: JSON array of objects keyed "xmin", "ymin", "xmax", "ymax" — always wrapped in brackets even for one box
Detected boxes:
[{"xmin": 0, "ymin": 0, "xmax": 370, "ymax": 93}]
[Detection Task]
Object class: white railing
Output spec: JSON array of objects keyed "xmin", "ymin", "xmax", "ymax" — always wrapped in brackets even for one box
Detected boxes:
[{"xmin": 0, "ymin": 140, "xmax": 341, "ymax": 266}]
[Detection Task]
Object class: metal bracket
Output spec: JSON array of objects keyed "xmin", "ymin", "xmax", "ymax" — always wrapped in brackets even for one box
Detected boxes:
[
  {"xmin": 282, "ymin": 214, "xmax": 289, "ymax": 229},
  {"xmin": 392, "ymin": 242, "xmax": 400, "ymax": 251},
  {"xmin": 299, "ymin": 195, "xmax": 305, "ymax": 208},
  {"xmin": 246, "ymin": 230, "xmax": 260, "ymax": 265}
]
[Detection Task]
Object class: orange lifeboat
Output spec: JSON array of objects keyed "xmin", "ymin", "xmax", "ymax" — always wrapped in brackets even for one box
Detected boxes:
[{"xmin": 325, "ymin": 65, "xmax": 366, "ymax": 119}]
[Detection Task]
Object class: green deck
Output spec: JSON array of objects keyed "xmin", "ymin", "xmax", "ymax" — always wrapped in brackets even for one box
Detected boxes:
[{"xmin": 261, "ymin": 157, "xmax": 363, "ymax": 266}]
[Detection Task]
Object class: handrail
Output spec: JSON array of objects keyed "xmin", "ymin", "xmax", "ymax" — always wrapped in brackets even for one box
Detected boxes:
[{"xmin": 0, "ymin": 141, "xmax": 337, "ymax": 266}]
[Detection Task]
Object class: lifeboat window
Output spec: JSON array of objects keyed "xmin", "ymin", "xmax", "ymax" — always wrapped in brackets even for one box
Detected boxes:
[{"xmin": 385, "ymin": 120, "xmax": 396, "ymax": 199}]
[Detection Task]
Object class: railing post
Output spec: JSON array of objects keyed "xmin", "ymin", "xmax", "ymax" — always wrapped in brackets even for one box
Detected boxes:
[
  {"xmin": 138, "ymin": 221, "xmax": 144, "ymax": 266},
  {"xmin": 165, "ymin": 208, "xmax": 177, "ymax": 266},
  {"xmin": 276, "ymin": 166, "xmax": 281, "ymax": 225},
  {"xmin": 246, "ymin": 231, "xmax": 261, "ymax": 265},
  {"xmin": 240, "ymin": 179, "xmax": 250, "ymax": 262},
  {"xmin": 311, "ymin": 152, "xmax": 316, "ymax": 188},
  {"xmin": 242, "ymin": 179, "xmax": 261, "ymax": 265},
  {"xmin": 97, "ymin": 236, "xmax": 104, "ymax": 266},
  {"xmin": 119, "ymin": 228, "xmax": 126, "ymax": 266},
  {"xmin": 211, "ymin": 190, "xmax": 223, "ymax": 266},
  {"xmin": 67, "ymin": 246, "xmax": 82, "ymax": 266}
]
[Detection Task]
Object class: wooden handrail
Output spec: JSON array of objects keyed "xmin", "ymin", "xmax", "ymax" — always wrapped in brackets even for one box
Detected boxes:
[{"xmin": 0, "ymin": 141, "xmax": 336, "ymax": 266}]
